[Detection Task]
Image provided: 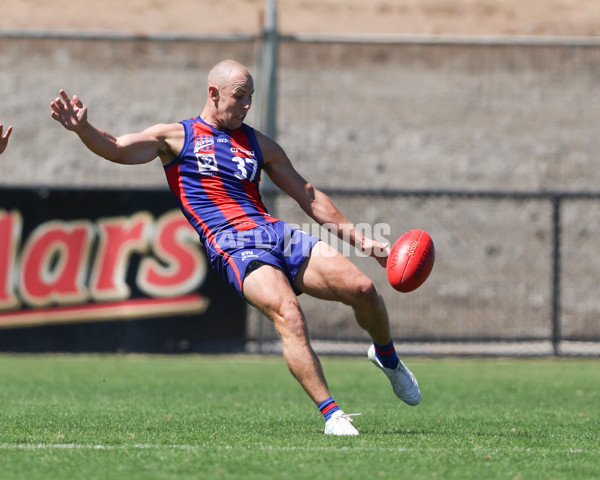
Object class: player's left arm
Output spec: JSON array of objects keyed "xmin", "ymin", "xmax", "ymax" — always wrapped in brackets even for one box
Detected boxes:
[{"xmin": 258, "ymin": 132, "xmax": 389, "ymax": 265}]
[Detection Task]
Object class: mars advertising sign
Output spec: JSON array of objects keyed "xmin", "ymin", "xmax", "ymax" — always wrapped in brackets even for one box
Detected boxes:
[{"xmin": 0, "ymin": 188, "xmax": 245, "ymax": 353}]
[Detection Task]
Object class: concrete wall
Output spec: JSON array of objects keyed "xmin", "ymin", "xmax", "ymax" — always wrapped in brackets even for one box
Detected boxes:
[{"xmin": 3, "ymin": 37, "xmax": 599, "ymax": 191}]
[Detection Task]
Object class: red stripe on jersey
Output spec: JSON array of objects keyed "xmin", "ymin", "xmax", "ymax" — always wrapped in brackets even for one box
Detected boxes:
[
  {"xmin": 229, "ymin": 127, "xmax": 250, "ymax": 153},
  {"xmin": 242, "ymin": 180, "xmax": 278, "ymax": 223},
  {"xmin": 200, "ymin": 174, "xmax": 259, "ymax": 231},
  {"xmin": 165, "ymin": 162, "xmax": 243, "ymax": 289},
  {"xmin": 165, "ymin": 161, "xmax": 179, "ymax": 196},
  {"xmin": 230, "ymin": 126, "xmax": 277, "ymax": 224}
]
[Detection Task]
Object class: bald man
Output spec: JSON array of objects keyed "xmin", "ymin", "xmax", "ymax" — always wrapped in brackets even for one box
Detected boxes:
[{"xmin": 51, "ymin": 59, "xmax": 421, "ymax": 436}]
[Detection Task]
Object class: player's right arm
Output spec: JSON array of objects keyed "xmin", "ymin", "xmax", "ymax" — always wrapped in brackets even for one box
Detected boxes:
[
  {"xmin": 50, "ymin": 90, "xmax": 182, "ymax": 165},
  {"xmin": 257, "ymin": 131, "xmax": 390, "ymax": 267}
]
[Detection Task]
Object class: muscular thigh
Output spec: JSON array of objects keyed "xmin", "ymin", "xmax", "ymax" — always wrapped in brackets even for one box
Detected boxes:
[
  {"xmin": 294, "ymin": 240, "xmax": 371, "ymax": 303},
  {"xmin": 242, "ymin": 262, "xmax": 299, "ymax": 317}
]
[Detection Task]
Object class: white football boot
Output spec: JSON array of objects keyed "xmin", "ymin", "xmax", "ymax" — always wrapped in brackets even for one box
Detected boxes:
[
  {"xmin": 368, "ymin": 345, "xmax": 421, "ymax": 406},
  {"xmin": 323, "ymin": 410, "xmax": 361, "ymax": 436}
]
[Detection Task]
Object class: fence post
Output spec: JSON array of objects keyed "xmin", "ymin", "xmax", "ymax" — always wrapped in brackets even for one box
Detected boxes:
[
  {"xmin": 262, "ymin": 0, "xmax": 279, "ymax": 141},
  {"xmin": 551, "ymin": 195, "xmax": 562, "ymax": 356},
  {"xmin": 253, "ymin": 0, "xmax": 279, "ymax": 353}
]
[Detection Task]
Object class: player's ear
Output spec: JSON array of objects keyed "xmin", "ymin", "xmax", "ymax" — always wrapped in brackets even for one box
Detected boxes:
[{"xmin": 209, "ymin": 86, "xmax": 219, "ymax": 102}]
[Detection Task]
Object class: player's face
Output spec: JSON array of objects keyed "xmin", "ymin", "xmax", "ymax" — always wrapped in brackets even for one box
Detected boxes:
[{"xmin": 217, "ymin": 75, "xmax": 254, "ymax": 130}]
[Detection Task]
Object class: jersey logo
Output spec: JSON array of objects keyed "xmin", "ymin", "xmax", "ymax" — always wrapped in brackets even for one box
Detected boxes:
[
  {"xmin": 196, "ymin": 153, "xmax": 218, "ymax": 175},
  {"xmin": 194, "ymin": 135, "xmax": 217, "ymax": 175},
  {"xmin": 194, "ymin": 135, "xmax": 214, "ymax": 153}
]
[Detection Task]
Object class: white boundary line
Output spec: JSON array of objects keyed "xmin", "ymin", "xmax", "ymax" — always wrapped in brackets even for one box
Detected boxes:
[{"xmin": 0, "ymin": 443, "xmax": 594, "ymax": 454}]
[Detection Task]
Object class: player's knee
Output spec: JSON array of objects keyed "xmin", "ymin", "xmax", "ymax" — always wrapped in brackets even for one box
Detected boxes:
[
  {"xmin": 349, "ymin": 276, "xmax": 380, "ymax": 309},
  {"xmin": 272, "ymin": 300, "xmax": 307, "ymax": 338}
]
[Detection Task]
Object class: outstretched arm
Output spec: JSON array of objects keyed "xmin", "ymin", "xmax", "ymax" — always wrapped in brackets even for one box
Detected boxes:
[
  {"xmin": 258, "ymin": 132, "xmax": 390, "ymax": 267},
  {"xmin": 0, "ymin": 124, "xmax": 12, "ymax": 155},
  {"xmin": 50, "ymin": 90, "xmax": 182, "ymax": 165}
]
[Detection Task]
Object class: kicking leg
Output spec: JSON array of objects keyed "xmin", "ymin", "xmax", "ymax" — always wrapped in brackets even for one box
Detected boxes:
[
  {"xmin": 295, "ymin": 241, "xmax": 421, "ymax": 406},
  {"xmin": 294, "ymin": 241, "xmax": 391, "ymax": 344}
]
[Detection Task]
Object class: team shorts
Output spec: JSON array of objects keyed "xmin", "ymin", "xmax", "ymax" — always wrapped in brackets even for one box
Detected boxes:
[{"xmin": 204, "ymin": 220, "xmax": 321, "ymax": 298}]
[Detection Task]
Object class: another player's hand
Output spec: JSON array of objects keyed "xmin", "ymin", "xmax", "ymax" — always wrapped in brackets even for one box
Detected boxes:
[
  {"xmin": 0, "ymin": 124, "xmax": 12, "ymax": 155},
  {"xmin": 50, "ymin": 90, "xmax": 88, "ymax": 133}
]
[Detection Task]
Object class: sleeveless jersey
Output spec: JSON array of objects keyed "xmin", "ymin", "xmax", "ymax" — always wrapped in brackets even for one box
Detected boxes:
[{"xmin": 163, "ymin": 116, "xmax": 279, "ymax": 250}]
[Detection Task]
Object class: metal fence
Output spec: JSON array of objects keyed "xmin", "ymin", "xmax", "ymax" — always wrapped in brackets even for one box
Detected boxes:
[{"xmin": 247, "ymin": 189, "xmax": 600, "ymax": 357}]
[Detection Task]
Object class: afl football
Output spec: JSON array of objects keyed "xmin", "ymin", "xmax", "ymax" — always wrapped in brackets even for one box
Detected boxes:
[{"xmin": 387, "ymin": 229, "xmax": 435, "ymax": 292}]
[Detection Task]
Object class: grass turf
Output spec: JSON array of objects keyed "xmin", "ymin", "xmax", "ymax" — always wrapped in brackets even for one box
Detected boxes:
[{"xmin": 0, "ymin": 354, "xmax": 598, "ymax": 480}]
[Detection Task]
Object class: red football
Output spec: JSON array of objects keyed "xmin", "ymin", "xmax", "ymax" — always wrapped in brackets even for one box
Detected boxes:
[{"xmin": 386, "ymin": 229, "xmax": 435, "ymax": 292}]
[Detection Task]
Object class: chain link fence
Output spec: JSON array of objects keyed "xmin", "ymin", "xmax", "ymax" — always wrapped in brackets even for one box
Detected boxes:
[{"xmin": 247, "ymin": 190, "xmax": 600, "ymax": 356}]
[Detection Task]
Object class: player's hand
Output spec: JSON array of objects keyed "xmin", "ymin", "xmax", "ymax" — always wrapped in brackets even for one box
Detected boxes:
[
  {"xmin": 0, "ymin": 124, "xmax": 12, "ymax": 155},
  {"xmin": 365, "ymin": 238, "xmax": 390, "ymax": 268},
  {"xmin": 50, "ymin": 90, "xmax": 88, "ymax": 132}
]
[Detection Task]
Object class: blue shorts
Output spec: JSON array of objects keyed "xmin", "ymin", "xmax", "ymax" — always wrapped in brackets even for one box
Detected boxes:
[{"xmin": 205, "ymin": 220, "xmax": 320, "ymax": 298}]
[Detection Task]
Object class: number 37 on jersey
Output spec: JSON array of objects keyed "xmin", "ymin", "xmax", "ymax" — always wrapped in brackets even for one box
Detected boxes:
[{"xmin": 195, "ymin": 153, "xmax": 257, "ymax": 182}]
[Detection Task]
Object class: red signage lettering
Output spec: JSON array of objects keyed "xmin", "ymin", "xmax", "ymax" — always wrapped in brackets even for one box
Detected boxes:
[
  {"xmin": 137, "ymin": 211, "xmax": 207, "ymax": 297},
  {"xmin": 0, "ymin": 210, "xmax": 21, "ymax": 310},
  {"xmin": 20, "ymin": 220, "xmax": 93, "ymax": 307},
  {"xmin": 90, "ymin": 213, "xmax": 152, "ymax": 302},
  {"xmin": 0, "ymin": 209, "xmax": 207, "ymax": 317}
]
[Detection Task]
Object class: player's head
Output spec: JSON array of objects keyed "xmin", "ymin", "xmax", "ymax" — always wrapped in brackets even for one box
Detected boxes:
[{"xmin": 206, "ymin": 59, "xmax": 254, "ymax": 130}]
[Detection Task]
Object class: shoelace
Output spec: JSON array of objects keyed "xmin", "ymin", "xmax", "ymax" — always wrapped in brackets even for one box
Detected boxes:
[{"xmin": 338, "ymin": 413, "xmax": 361, "ymax": 422}]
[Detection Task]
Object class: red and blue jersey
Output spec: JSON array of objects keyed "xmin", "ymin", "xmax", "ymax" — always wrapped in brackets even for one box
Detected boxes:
[
  {"xmin": 164, "ymin": 116, "xmax": 320, "ymax": 295},
  {"xmin": 164, "ymin": 116, "xmax": 279, "ymax": 249}
]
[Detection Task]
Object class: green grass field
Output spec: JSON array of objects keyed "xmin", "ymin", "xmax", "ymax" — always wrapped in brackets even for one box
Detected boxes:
[{"xmin": 0, "ymin": 354, "xmax": 598, "ymax": 480}]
